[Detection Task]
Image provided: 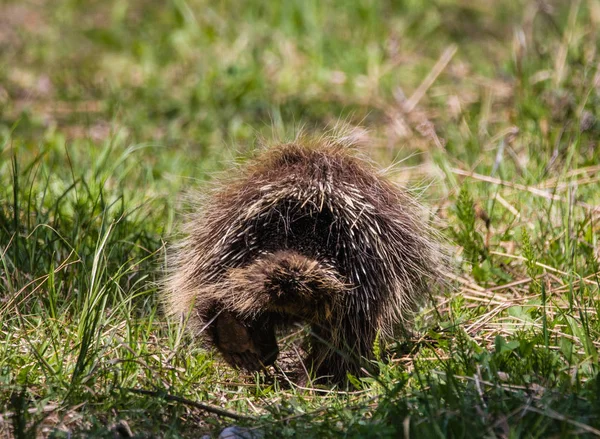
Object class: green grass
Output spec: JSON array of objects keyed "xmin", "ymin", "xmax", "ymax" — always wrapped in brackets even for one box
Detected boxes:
[{"xmin": 1, "ymin": 0, "xmax": 600, "ymax": 437}]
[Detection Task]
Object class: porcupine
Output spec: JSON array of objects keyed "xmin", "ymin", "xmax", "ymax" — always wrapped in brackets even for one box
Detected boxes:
[{"xmin": 165, "ymin": 135, "xmax": 444, "ymax": 382}]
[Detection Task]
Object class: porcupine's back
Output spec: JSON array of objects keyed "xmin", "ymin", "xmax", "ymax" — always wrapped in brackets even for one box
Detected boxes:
[{"xmin": 165, "ymin": 137, "xmax": 443, "ymax": 376}]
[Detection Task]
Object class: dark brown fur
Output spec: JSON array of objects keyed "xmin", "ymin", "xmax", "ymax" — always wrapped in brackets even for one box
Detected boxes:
[{"xmin": 165, "ymin": 136, "xmax": 444, "ymax": 382}]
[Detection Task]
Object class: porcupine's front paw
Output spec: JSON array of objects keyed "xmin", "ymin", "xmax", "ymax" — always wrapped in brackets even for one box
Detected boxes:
[{"xmin": 213, "ymin": 311, "xmax": 279, "ymax": 371}]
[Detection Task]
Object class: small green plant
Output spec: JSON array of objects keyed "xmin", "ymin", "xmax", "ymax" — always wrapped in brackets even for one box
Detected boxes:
[{"xmin": 452, "ymin": 186, "xmax": 489, "ymax": 280}]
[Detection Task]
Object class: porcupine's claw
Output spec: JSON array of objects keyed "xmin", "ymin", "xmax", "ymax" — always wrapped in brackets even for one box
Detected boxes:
[{"xmin": 213, "ymin": 310, "xmax": 279, "ymax": 371}]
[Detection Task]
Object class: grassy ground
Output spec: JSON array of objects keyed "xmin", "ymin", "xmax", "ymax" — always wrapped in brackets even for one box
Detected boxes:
[{"xmin": 1, "ymin": 0, "xmax": 600, "ymax": 437}]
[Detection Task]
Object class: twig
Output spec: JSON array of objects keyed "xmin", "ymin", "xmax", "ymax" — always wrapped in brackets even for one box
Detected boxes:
[
  {"xmin": 126, "ymin": 388, "xmax": 255, "ymax": 421},
  {"xmin": 451, "ymin": 168, "xmax": 598, "ymax": 211}
]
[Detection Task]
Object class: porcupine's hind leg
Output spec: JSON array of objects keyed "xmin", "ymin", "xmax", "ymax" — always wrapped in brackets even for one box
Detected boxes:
[
  {"xmin": 307, "ymin": 320, "xmax": 379, "ymax": 383},
  {"xmin": 212, "ymin": 310, "xmax": 279, "ymax": 371}
]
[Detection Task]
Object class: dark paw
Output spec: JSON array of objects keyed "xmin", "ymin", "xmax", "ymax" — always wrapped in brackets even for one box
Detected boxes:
[{"xmin": 213, "ymin": 311, "xmax": 279, "ymax": 371}]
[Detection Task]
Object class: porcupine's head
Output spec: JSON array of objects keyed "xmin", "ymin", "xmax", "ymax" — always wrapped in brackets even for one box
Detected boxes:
[{"xmin": 164, "ymin": 135, "xmax": 443, "ymax": 374}]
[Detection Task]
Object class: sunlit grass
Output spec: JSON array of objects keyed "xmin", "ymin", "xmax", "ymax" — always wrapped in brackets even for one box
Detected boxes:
[{"xmin": 1, "ymin": 0, "xmax": 599, "ymax": 437}]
